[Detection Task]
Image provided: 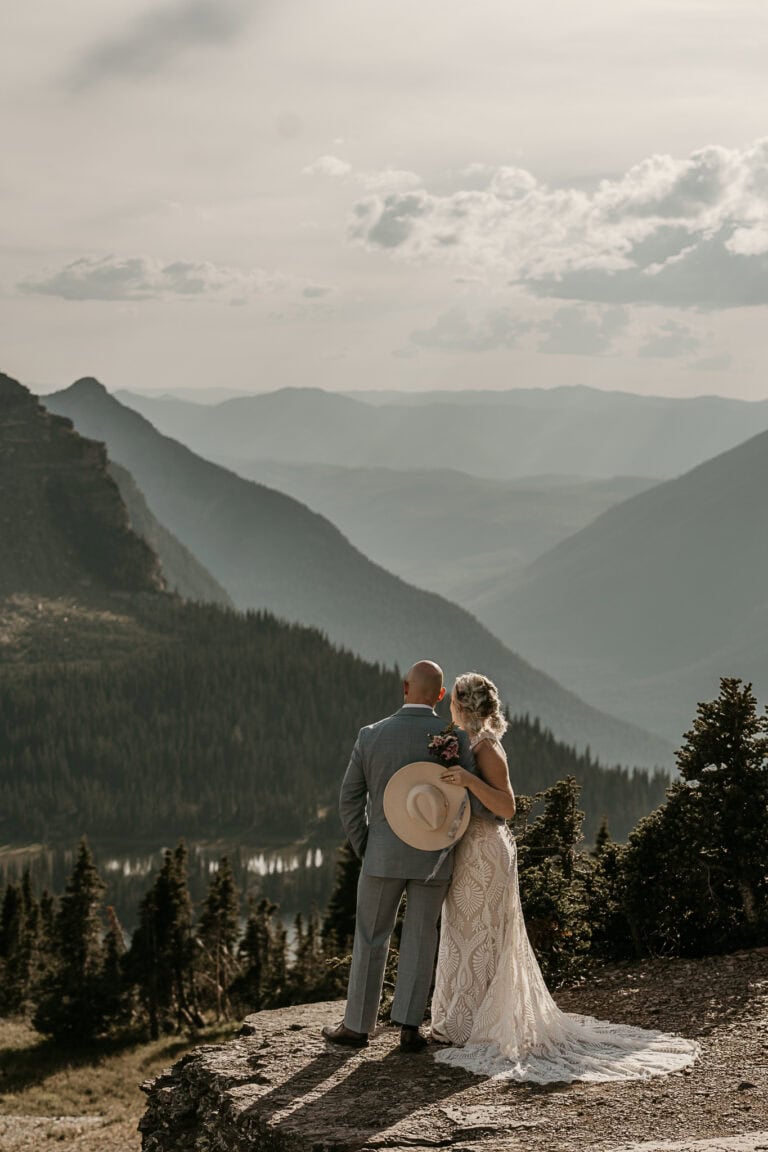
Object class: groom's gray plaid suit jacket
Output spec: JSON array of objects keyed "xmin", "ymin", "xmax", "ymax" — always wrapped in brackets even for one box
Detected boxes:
[{"xmin": 340, "ymin": 705, "xmax": 475, "ymax": 880}]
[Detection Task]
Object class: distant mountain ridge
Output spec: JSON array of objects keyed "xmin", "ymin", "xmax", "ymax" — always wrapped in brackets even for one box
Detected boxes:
[
  {"xmin": 46, "ymin": 377, "xmax": 674, "ymax": 768},
  {"xmin": 476, "ymin": 427, "xmax": 768, "ymax": 739},
  {"xmin": 116, "ymin": 384, "xmax": 768, "ymax": 480}
]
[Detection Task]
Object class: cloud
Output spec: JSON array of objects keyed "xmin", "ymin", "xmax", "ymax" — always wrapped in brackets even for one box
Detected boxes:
[
  {"xmin": 637, "ymin": 321, "xmax": 702, "ymax": 359},
  {"xmin": 303, "ymin": 156, "xmax": 421, "ymax": 193},
  {"xmin": 529, "ymin": 228, "xmax": 768, "ymax": 308},
  {"xmin": 405, "ymin": 304, "xmax": 630, "ymax": 358},
  {"xmin": 19, "ymin": 255, "xmax": 330, "ymax": 303},
  {"xmin": 68, "ymin": 0, "xmax": 255, "ymax": 89},
  {"xmin": 409, "ymin": 307, "xmax": 532, "ymax": 353},
  {"xmin": 537, "ymin": 306, "xmax": 629, "ymax": 356},
  {"xmin": 357, "ymin": 169, "xmax": 422, "ymax": 193},
  {"xmin": 349, "ymin": 139, "xmax": 768, "ymax": 308},
  {"xmin": 303, "ymin": 155, "xmax": 353, "ymax": 177},
  {"xmin": 358, "ymin": 192, "xmax": 430, "ymax": 249}
]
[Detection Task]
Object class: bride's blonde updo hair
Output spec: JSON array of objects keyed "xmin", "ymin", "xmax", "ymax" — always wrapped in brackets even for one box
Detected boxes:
[{"xmin": 452, "ymin": 672, "xmax": 508, "ymax": 739}]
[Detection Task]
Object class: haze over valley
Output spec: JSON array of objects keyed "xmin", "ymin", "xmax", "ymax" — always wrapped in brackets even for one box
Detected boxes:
[{"xmin": 103, "ymin": 381, "xmax": 768, "ymax": 746}]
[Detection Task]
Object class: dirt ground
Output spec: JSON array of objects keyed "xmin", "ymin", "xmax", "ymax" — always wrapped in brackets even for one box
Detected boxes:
[{"xmin": 2, "ymin": 947, "xmax": 767, "ymax": 1151}]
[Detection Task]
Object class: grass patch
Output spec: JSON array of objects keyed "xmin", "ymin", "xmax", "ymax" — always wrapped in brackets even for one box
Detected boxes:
[{"xmin": 0, "ymin": 1017, "xmax": 235, "ymax": 1121}]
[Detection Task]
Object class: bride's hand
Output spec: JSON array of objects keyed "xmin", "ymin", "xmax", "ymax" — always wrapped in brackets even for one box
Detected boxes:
[{"xmin": 441, "ymin": 767, "xmax": 471, "ymax": 788}]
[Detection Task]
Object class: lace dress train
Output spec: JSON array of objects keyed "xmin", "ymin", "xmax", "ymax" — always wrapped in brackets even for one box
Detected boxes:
[{"xmin": 431, "ymin": 816, "xmax": 700, "ymax": 1083}]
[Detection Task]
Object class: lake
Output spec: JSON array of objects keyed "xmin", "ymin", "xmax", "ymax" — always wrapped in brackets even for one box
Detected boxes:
[{"xmin": 0, "ymin": 838, "xmax": 342, "ymax": 935}]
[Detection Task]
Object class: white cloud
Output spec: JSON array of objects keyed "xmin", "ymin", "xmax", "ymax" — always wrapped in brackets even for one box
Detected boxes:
[
  {"xmin": 302, "ymin": 155, "xmax": 353, "ymax": 177},
  {"xmin": 19, "ymin": 255, "xmax": 330, "ymax": 304},
  {"xmin": 358, "ymin": 169, "xmax": 422, "ymax": 193},
  {"xmin": 349, "ymin": 139, "xmax": 768, "ymax": 308},
  {"xmin": 303, "ymin": 156, "xmax": 421, "ymax": 193},
  {"xmin": 726, "ymin": 225, "xmax": 768, "ymax": 256}
]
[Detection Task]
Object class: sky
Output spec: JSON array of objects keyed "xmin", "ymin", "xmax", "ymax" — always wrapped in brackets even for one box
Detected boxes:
[{"xmin": 3, "ymin": 0, "xmax": 768, "ymax": 400}]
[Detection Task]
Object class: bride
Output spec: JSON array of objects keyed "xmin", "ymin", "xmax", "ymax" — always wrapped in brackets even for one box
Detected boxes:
[{"xmin": 429, "ymin": 671, "xmax": 699, "ymax": 1083}]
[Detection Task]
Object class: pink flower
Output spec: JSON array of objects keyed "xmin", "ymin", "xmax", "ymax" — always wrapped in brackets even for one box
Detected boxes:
[{"xmin": 428, "ymin": 728, "xmax": 460, "ymax": 766}]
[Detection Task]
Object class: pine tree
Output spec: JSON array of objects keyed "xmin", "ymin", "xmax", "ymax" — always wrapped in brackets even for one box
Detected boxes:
[
  {"xmin": 32, "ymin": 839, "xmax": 108, "ymax": 1041},
  {"xmin": 268, "ymin": 918, "xmax": 289, "ymax": 1004},
  {"xmin": 585, "ymin": 826, "xmax": 632, "ymax": 961},
  {"xmin": 519, "ymin": 776, "xmax": 585, "ymax": 881},
  {"xmin": 197, "ymin": 857, "xmax": 240, "ymax": 1020},
  {"xmin": 230, "ymin": 897, "xmax": 280, "ymax": 1012},
  {"xmin": 0, "ymin": 881, "xmax": 26, "ymax": 1013},
  {"xmin": 593, "ymin": 817, "xmax": 612, "ymax": 857},
  {"xmin": 675, "ymin": 677, "xmax": 768, "ymax": 933},
  {"xmin": 100, "ymin": 905, "xmax": 130, "ymax": 1028},
  {"xmin": 232, "ymin": 893, "xmax": 277, "ymax": 1013},
  {"xmin": 126, "ymin": 841, "xmax": 198, "ymax": 1038},
  {"xmin": 514, "ymin": 778, "xmax": 593, "ymax": 985},
  {"xmin": 322, "ymin": 841, "xmax": 360, "ymax": 955},
  {"xmin": 287, "ymin": 911, "xmax": 327, "ymax": 1002},
  {"xmin": 622, "ymin": 678, "xmax": 768, "ymax": 956}
]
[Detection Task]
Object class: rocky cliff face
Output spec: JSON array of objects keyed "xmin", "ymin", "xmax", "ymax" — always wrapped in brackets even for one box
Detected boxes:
[
  {"xmin": 0, "ymin": 373, "xmax": 163, "ymax": 599},
  {"xmin": 139, "ymin": 950, "xmax": 768, "ymax": 1152}
]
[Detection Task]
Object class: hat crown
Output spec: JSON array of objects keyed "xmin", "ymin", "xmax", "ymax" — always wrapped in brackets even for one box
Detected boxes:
[
  {"xmin": 406, "ymin": 783, "xmax": 448, "ymax": 832},
  {"xmin": 383, "ymin": 761, "xmax": 470, "ymax": 852}
]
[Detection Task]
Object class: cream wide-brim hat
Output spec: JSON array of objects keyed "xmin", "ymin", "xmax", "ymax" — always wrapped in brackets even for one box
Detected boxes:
[{"xmin": 383, "ymin": 761, "xmax": 471, "ymax": 851}]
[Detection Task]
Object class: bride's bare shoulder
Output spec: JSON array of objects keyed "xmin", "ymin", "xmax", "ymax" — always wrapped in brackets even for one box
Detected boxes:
[{"xmin": 471, "ymin": 733, "xmax": 506, "ymax": 757}]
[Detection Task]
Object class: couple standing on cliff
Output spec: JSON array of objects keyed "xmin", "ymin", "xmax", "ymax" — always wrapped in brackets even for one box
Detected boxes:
[{"xmin": 322, "ymin": 660, "xmax": 699, "ymax": 1083}]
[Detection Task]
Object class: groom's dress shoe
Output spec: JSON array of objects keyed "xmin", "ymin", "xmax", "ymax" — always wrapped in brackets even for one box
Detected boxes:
[
  {"xmin": 322, "ymin": 1021, "xmax": 369, "ymax": 1047},
  {"xmin": 399, "ymin": 1025, "xmax": 428, "ymax": 1053}
]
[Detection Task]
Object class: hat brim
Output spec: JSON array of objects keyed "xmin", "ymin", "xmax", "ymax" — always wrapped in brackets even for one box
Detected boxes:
[{"xmin": 383, "ymin": 761, "xmax": 471, "ymax": 851}]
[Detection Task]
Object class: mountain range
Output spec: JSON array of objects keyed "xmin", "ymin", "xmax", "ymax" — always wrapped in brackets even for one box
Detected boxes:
[
  {"xmin": 474, "ymin": 427, "xmax": 768, "ymax": 739},
  {"xmin": 115, "ymin": 385, "xmax": 768, "ymax": 481},
  {"xmin": 44, "ymin": 377, "xmax": 673, "ymax": 767},
  {"xmin": 0, "ymin": 370, "xmax": 672, "ymax": 846}
]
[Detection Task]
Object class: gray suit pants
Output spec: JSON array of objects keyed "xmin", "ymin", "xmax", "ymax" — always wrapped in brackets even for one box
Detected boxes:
[{"xmin": 344, "ymin": 872, "xmax": 450, "ymax": 1034}]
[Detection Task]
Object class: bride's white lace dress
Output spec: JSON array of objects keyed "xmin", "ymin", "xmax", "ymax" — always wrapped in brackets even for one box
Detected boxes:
[{"xmin": 430, "ymin": 736, "xmax": 700, "ymax": 1083}]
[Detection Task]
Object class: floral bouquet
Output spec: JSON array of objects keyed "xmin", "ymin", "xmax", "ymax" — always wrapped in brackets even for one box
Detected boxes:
[{"xmin": 428, "ymin": 723, "xmax": 461, "ymax": 766}]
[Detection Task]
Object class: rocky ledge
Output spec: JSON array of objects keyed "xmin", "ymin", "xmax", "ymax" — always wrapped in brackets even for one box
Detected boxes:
[{"xmin": 139, "ymin": 949, "xmax": 768, "ymax": 1152}]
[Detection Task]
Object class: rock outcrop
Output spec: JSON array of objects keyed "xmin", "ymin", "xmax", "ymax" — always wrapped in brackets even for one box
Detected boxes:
[
  {"xmin": 0, "ymin": 373, "xmax": 163, "ymax": 599},
  {"xmin": 140, "ymin": 950, "xmax": 768, "ymax": 1152}
]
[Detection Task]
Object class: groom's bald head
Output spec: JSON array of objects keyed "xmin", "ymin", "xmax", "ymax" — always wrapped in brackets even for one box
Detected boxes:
[{"xmin": 403, "ymin": 660, "xmax": 445, "ymax": 706}]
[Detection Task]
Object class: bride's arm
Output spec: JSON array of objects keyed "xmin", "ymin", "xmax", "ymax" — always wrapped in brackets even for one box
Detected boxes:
[{"xmin": 442, "ymin": 738, "xmax": 516, "ymax": 819}]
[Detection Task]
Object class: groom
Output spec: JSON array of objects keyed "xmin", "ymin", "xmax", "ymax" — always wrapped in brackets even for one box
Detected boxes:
[{"xmin": 322, "ymin": 659, "xmax": 474, "ymax": 1052}]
